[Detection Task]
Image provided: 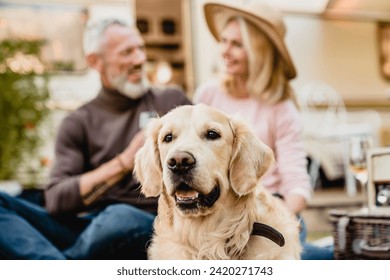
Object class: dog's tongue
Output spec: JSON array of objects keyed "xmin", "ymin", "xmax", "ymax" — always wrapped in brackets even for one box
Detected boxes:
[{"xmin": 175, "ymin": 190, "xmax": 199, "ymax": 200}]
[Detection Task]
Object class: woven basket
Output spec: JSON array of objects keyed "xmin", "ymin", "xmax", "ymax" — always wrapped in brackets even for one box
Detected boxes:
[{"xmin": 329, "ymin": 209, "xmax": 390, "ymax": 260}]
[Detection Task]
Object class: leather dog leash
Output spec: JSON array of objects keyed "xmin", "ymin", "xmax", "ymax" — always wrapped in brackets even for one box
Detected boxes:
[{"xmin": 251, "ymin": 222, "xmax": 285, "ymax": 247}]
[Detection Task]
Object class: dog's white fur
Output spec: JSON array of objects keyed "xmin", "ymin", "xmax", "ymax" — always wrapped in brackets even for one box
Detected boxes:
[{"xmin": 134, "ymin": 104, "xmax": 301, "ymax": 259}]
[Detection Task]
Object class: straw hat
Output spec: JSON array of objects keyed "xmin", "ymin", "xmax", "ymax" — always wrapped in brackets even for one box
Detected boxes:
[{"xmin": 204, "ymin": 0, "xmax": 296, "ymax": 79}]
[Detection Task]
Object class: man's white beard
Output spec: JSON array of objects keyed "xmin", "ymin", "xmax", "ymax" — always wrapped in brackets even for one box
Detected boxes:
[{"xmin": 109, "ymin": 73, "xmax": 149, "ymax": 99}]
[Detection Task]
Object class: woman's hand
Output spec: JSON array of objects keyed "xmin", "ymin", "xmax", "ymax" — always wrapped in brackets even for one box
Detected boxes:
[{"xmin": 284, "ymin": 194, "xmax": 307, "ymax": 214}]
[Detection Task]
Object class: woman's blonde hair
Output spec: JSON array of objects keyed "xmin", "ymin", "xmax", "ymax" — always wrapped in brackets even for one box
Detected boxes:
[{"xmin": 221, "ymin": 16, "xmax": 295, "ymax": 104}]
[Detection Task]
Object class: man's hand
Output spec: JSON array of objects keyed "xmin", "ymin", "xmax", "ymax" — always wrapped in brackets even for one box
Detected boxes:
[
  {"xmin": 80, "ymin": 130, "xmax": 145, "ymax": 205},
  {"xmin": 118, "ymin": 131, "xmax": 145, "ymax": 171}
]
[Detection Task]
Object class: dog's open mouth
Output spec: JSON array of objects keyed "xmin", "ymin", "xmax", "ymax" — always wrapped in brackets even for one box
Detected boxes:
[{"xmin": 174, "ymin": 182, "xmax": 220, "ymax": 211}]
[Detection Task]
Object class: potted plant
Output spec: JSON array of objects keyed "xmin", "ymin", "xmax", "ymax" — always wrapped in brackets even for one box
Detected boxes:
[{"xmin": 0, "ymin": 39, "xmax": 50, "ymax": 192}]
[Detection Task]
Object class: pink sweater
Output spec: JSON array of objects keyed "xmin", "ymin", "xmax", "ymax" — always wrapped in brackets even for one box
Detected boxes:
[{"xmin": 194, "ymin": 80, "xmax": 312, "ymax": 201}]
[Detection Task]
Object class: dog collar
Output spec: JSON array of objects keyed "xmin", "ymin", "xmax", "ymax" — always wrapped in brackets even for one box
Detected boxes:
[{"xmin": 251, "ymin": 222, "xmax": 285, "ymax": 247}]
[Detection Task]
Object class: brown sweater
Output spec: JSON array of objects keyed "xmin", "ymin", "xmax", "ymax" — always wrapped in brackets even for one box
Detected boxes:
[{"xmin": 44, "ymin": 87, "xmax": 191, "ymax": 215}]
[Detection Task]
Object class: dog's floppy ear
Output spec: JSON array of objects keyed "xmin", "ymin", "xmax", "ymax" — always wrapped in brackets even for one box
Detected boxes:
[
  {"xmin": 134, "ymin": 118, "xmax": 163, "ymax": 197},
  {"xmin": 228, "ymin": 117, "xmax": 274, "ymax": 196}
]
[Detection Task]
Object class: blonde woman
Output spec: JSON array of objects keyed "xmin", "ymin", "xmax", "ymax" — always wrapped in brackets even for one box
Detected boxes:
[{"xmin": 195, "ymin": 0, "xmax": 333, "ymax": 259}]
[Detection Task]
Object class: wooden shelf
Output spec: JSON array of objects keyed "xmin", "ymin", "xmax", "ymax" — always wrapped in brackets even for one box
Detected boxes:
[{"xmin": 344, "ymin": 97, "xmax": 390, "ymax": 110}]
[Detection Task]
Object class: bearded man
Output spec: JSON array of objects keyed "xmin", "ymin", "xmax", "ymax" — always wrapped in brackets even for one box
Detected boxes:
[{"xmin": 0, "ymin": 17, "xmax": 191, "ymax": 260}]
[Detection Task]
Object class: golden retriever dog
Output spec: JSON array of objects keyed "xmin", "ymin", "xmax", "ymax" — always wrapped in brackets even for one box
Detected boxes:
[{"xmin": 134, "ymin": 104, "xmax": 301, "ymax": 259}]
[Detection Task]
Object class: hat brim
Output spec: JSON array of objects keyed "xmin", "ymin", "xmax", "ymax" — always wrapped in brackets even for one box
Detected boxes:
[{"xmin": 204, "ymin": 2, "xmax": 296, "ymax": 79}]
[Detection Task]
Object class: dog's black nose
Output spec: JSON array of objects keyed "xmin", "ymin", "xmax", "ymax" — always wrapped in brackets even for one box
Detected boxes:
[{"xmin": 167, "ymin": 151, "xmax": 196, "ymax": 173}]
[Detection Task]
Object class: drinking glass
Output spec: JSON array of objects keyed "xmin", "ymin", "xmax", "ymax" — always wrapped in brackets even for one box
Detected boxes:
[
  {"xmin": 139, "ymin": 111, "xmax": 158, "ymax": 128},
  {"xmin": 348, "ymin": 136, "xmax": 372, "ymax": 204}
]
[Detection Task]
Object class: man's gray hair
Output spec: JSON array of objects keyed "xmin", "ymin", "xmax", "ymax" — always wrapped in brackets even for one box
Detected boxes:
[{"xmin": 83, "ymin": 17, "xmax": 133, "ymax": 55}]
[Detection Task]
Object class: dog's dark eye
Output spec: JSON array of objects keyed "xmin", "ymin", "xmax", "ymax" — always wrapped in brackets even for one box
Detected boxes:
[
  {"xmin": 206, "ymin": 130, "xmax": 221, "ymax": 140},
  {"xmin": 163, "ymin": 133, "xmax": 173, "ymax": 143}
]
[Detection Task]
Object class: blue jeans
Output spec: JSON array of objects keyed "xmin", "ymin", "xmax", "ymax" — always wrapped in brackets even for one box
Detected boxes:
[
  {"xmin": 300, "ymin": 217, "xmax": 334, "ymax": 260},
  {"xmin": 0, "ymin": 192, "xmax": 154, "ymax": 259}
]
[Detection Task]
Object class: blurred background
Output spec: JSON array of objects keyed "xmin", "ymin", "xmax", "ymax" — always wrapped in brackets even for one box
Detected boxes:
[{"xmin": 1, "ymin": 0, "xmax": 390, "ymax": 240}]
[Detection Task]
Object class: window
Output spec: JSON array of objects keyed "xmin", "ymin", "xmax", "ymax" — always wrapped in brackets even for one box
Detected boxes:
[
  {"xmin": 0, "ymin": 2, "xmax": 88, "ymax": 73},
  {"xmin": 378, "ymin": 22, "xmax": 390, "ymax": 80}
]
